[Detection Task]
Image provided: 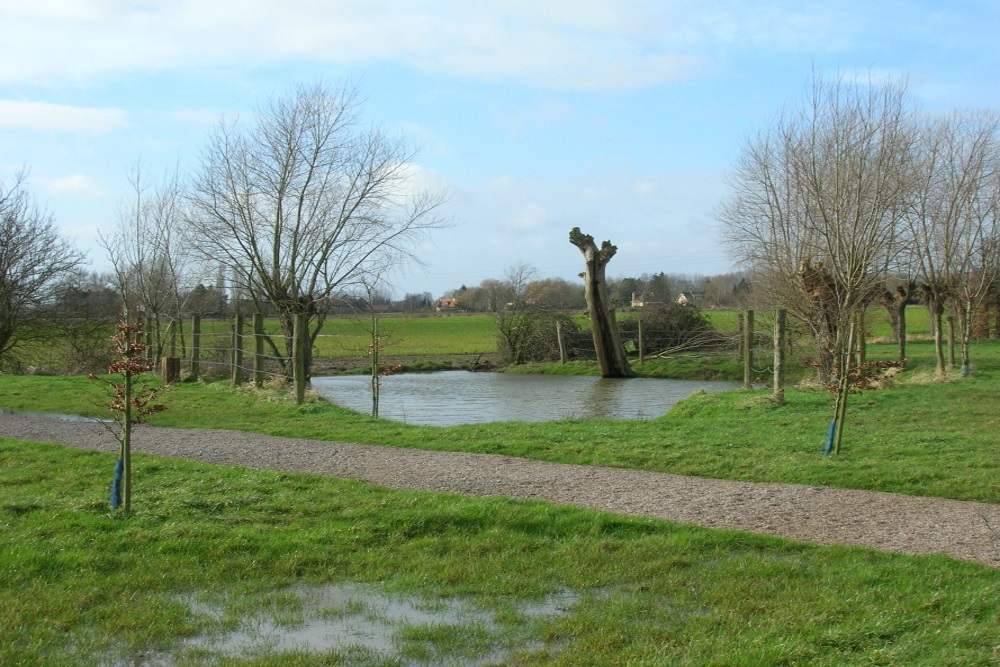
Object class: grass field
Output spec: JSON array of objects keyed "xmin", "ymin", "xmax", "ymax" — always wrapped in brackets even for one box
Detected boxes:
[
  {"xmin": 9, "ymin": 305, "xmax": 944, "ymax": 377},
  {"xmin": 2, "ymin": 440, "xmax": 998, "ymax": 665},
  {"xmin": 194, "ymin": 314, "xmax": 499, "ymax": 359},
  {"xmin": 2, "ymin": 321, "xmax": 999, "ymax": 663}
]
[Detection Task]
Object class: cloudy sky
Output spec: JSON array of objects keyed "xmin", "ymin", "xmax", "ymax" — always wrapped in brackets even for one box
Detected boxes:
[{"xmin": 2, "ymin": 1, "xmax": 998, "ymax": 298}]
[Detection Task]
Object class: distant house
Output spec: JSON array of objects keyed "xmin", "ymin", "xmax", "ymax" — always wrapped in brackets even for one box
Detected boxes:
[
  {"xmin": 676, "ymin": 292, "xmax": 697, "ymax": 306},
  {"xmin": 435, "ymin": 297, "xmax": 459, "ymax": 311},
  {"xmin": 630, "ymin": 292, "xmax": 664, "ymax": 308}
]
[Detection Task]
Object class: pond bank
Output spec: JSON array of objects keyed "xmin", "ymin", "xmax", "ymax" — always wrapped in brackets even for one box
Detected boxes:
[{"xmin": 312, "ymin": 351, "xmax": 746, "ymax": 382}]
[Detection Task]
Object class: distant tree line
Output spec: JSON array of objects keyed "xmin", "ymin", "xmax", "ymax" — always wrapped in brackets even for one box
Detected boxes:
[{"xmin": 441, "ymin": 271, "xmax": 751, "ymax": 313}]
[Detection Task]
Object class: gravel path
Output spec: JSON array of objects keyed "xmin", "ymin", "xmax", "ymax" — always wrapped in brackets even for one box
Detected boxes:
[{"xmin": 3, "ymin": 413, "xmax": 998, "ymax": 568}]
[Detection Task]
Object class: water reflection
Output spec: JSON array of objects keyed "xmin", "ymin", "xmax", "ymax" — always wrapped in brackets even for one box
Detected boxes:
[
  {"xmin": 150, "ymin": 582, "xmax": 584, "ymax": 666},
  {"xmin": 312, "ymin": 371, "xmax": 735, "ymax": 426}
]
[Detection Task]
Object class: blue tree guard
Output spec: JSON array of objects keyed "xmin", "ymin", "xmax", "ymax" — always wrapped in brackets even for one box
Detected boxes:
[
  {"xmin": 110, "ymin": 458, "xmax": 124, "ymax": 509},
  {"xmin": 823, "ymin": 421, "xmax": 837, "ymax": 456}
]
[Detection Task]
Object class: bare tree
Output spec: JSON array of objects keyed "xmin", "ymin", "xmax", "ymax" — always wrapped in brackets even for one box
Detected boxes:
[
  {"xmin": 186, "ymin": 80, "xmax": 446, "ymax": 377},
  {"xmin": 905, "ymin": 110, "xmax": 1000, "ymax": 377},
  {"xmin": 523, "ymin": 277, "xmax": 586, "ymax": 310},
  {"xmin": 493, "ymin": 263, "xmax": 538, "ymax": 365},
  {"xmin": 719, "ymin": 72, "xmax": 915, "ymax": 383},
  {"xmin": 101, "ymin": 162, "xmax": 191, "ymax": 358},
  {"xmin": 0, "ymin": 171, "xmax": 84, "ymax": 366}
]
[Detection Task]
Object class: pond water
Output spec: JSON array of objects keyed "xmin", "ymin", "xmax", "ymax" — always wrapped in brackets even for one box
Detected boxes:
[{"xmin": 311, "ymin": 371, "xmax": 737, "ymax": 426}]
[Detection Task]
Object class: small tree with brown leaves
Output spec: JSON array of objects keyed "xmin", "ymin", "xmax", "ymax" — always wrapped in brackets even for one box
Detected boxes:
[{"xmin": 90, "ymin": 322, "xmax": 166, "ymax": 512}]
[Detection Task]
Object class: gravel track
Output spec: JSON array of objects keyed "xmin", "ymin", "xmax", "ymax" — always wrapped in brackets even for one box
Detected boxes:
[{"xmin": 2, "ymin": 413, "xmax": 998, "ymax": 568}]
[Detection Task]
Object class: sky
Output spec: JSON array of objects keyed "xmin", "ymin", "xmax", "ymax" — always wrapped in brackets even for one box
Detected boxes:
[{"xmin": 1, "ymin": 1, "xmax": 998, "ymax": 299}]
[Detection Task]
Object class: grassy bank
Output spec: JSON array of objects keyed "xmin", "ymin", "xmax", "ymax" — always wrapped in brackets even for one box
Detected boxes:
[{"xmin": 2, "ymin": 440, "xmax": 998, "ymax": 665}]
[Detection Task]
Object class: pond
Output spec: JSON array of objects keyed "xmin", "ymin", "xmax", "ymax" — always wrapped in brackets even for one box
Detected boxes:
[{"xmin": 311, "ymin": 371, "xmax": 737, "ymax": 426}]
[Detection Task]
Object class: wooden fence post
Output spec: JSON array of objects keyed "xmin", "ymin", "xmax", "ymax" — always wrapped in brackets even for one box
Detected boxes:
[
  {"xmin": 556, "ymin": 320, "xmax": 567, "ymax": 364},
  {"xmin": 743, "ymin": 309, "xmax": 754, "ymax": 389},
  {"xmin": 253, "ymin": 313, "xmax": 265, "ymax": 387},
  {"xmin": 293, "ymin": 313, "xmax": 307, "ymax": 405},
  {"xmin": 854, "ymin": 311, "xmax": 868, "ymax": 369},
  {"xmin": 167, "ymin": 319, "xmax": 177, "ymax": 358},
  {"xmin": 947, "ymin": 316, "xmax": 956, "ymax": 371},
  {"xmin": 158, "ymin": 319, "xmax": 180, "ymax": 383},
  {"xmin": 232, "ymin": 313, "xmax": 245, "ymax": 387},
  {"xmin": 191, "ymin": 314, "xmax": 201, "ymax": 380},
  {"xmin": 637, "ymin": 316, "xmax": 645, "ymax": 365},
  {"xmin": 737, "ymin": 311, "xmax": 745, "ymax": 356},
  {"xmin": 144, "ymin": 317, "xmax": 154, "ymax": 361},
  {"xmin": 773, "ymin": 308, "xmax": 786, "ymax": 405}
]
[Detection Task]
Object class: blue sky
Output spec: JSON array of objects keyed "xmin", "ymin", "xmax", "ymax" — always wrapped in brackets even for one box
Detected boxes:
[{"xmin": 1, "ymin": 1, "xmax": 998, "ymax": 298}]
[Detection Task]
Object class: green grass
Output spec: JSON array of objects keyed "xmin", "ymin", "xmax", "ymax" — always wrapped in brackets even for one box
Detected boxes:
[
  {"xmin": 193, "ymin": 314, "xmax": 498, "ymax": 359},
  {"xmin": 704, "ymin": 304, "xmax": 935, "ymax": 340},
  {"xmin": 2, "ymin": 337, "xmax": 1000, "ymax": 504},
  {"xmin": 2, "ymin": 441, "xmax": 998, "ymax": 665},
  {"xmin": 9, "ymin": 306, "xmax": 942, "ymax": 377}
]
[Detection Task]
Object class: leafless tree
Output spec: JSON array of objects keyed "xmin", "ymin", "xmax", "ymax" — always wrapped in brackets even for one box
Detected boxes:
[
  {"xmin": 493, "ymin": 263, "xmax": 538, "ymax": 365},
  {"xmin": 101, "ymin": 162, "xmax": 191, "ymax": 358},
  {"xmin": 905, "ymin": 110, "xmax": 1000, "ymax": 376},
  {"xmin": 0, "ymin": 171, "xmax": 84, "ymax": 366},
  {"xmin": 523, "ymin": 277, "xmax": 586, "ymax": 310},
  {"xmin": 718, "ymin": 72, "xmax": 915, "ymax": 382},
  {"xmin": 186, "ymin": 80, "xmax": 446, "ymax": 377}
]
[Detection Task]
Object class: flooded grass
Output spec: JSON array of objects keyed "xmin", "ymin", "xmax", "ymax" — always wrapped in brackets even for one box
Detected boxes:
[{"xmin": 156, "ymin": 583, "xmax": 585, "ymax": 665}]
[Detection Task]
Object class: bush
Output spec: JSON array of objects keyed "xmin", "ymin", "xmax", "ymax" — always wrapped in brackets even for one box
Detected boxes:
[
  {"xmin": 619, "ymin": 304, "xmax": 725, "ymax": 355},
  {"xmin": 495, "ymin": 310, "xmax": 593, "ymax": 365}
]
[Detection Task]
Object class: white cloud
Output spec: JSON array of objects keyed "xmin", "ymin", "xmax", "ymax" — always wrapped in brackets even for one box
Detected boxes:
[
  {"xmin": 0, "ymin": 1, "xmax": 856, "ymax": 90},
  {"xmin": 632, "ymin": 180, "xmax": 657, "ymax": 197},
  {"xmin": 167, "ymin": 108, "xmax": 223, "ymax": 126},
  {"xmin": 37, "ymin": 173, "xmax": 107, "ymax": 199},
  {"xmin": 489, "ymin": 176, "xmax": 515, "ymax": 191},
  {"xmin": 0, "ymin": 100, "xmax": 127, "ymax": 132},
  {"xmin": 399, "ymin": 121, "xmax": 450, "ymax": 156},
  {"xmin": 505, "ymin": 203, "xmax": 549, "ymax": 230}
]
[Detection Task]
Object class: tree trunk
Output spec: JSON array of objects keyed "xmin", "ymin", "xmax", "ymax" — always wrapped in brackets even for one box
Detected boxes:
[
  {"xmin": 773, "ymin": 308, "xmax": 786, "ymax": 405},
  {"xmin": 743, "ymin": 309, "xmax": 754, "ymax": 389},
  {"xmin": 896, "ymin": 299, "xmax": 907, "ymax": 362},
  {"xmin": 569, "ymin": 228, "xmax": 634, "ymax": 378},
  {"xmin": 932, "ymin": 302, "xmax": 946, "ymax": 378}
]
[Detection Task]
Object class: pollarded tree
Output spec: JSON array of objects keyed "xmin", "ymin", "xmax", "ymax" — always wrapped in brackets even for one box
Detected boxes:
[
  {"xmin": 718, "ymin": 72, "xmax": 915, "ymax": 383},
  {"xmin": 570, "ymin": 228, "xmax": 634, "ymax": 378},
  {"xmin": 0, "ymin": 171, "xmax": 84, "ymax": 366},
  {"xmin": 905, "ymin": 110, "xmax": 1000, "ymax": 377},
  {"xmin": 187, "ymin": 80, "xmax": 446, "ymax": 377}
]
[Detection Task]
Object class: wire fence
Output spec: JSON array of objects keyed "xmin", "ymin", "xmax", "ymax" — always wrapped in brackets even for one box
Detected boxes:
[
  {"xmin": 145, "ymin": 313, "xmax": 314, "ymax": 403},
  {"xmin": 139, "ymin": 308, "xmax": 791, "ymax": 405}
]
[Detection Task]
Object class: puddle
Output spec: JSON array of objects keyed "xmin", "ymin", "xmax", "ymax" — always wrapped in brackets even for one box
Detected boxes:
[
  {"xmin": 140, "ymin": 582, "xmax": 584, "ymax": 665},
  {"xmin": 0, "ymin": 409, "xmax": 109, "ymax": 423}
]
